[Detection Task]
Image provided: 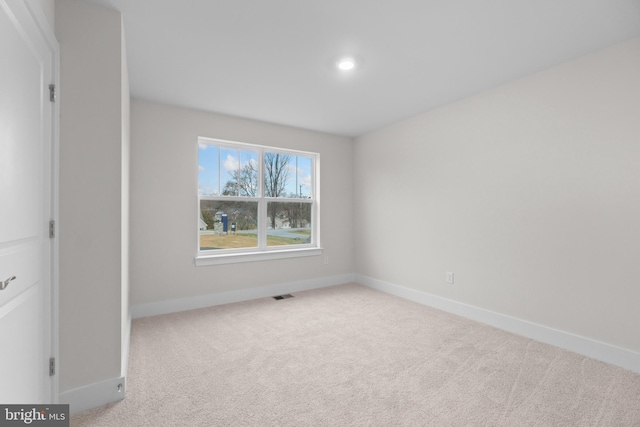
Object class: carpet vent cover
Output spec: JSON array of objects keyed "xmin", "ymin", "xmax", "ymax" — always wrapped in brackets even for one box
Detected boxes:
[{"xmin": 273, "ymin": 294, "xmax": 294, "ymax": 300}]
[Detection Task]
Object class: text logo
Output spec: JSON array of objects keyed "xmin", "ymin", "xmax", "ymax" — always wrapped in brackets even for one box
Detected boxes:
[{"xmin": 1, "ymin": 405, "xmax": 69, "ymax": 426}]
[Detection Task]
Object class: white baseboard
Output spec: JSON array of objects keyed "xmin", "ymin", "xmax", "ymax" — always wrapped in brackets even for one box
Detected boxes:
[
  {"xmin": 59, "ymin": 376, "xmax": 126, "ymax": 415},
  {"xmin": 356, "ymin": 274, "xmax": 640, "ymax": 374},
  {"xmin": 131, "ymin": 273, "xmax": 356, "ymax": 319}
]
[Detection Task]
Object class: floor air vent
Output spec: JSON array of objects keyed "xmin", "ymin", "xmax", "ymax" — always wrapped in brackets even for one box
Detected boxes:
[{"xmin": 273, "ymin": 294, "xmax": 294, "ymax": 300}]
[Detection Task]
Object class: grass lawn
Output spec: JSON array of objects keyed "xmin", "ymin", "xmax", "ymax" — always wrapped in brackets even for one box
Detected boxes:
[
  {"xmin": 200, "ymin": 233, "xmax": 257, "ymax": 249},
  {"xmin": 200, "ymin": 233, "xmax": 304, "ymax": 250}
]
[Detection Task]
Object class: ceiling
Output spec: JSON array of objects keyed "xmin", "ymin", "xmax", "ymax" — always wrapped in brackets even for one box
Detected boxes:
[{"xmin": 83, "ymin": 0, "xmax": 640, "ymax": 137}]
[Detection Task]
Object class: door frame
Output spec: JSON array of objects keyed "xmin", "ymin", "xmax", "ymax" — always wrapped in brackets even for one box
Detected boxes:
[{"xmin": 24, "ymin": 0, "xmax": 60, "ymax": 403}]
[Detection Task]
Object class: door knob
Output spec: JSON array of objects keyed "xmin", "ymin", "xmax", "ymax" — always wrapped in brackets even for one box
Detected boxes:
[{"xmin": 0, "ymin": 276, "xmax": 16, "ymax": 291}]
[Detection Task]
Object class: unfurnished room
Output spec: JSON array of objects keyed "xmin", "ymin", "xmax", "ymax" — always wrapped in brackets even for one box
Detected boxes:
[{"xmin": 1, "ymin": 0, "xmax": 640, "ymax": 426}]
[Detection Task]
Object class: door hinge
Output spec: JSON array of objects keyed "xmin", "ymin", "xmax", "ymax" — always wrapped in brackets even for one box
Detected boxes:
[
  {"xmin": 49, "ymin": 84, "xmax": 56, "ymax": 102},
  {"xmin": 49, "ymin": 357, "xmax": 55, "ymax": 376},
  {"xmin": 49, "ymin": 220, "xmax": 55, "ymax": 238}
]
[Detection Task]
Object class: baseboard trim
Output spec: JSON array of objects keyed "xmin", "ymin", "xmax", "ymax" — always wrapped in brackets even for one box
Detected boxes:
[
  {"xmin": 59, "ymin": 376, "xmax": 126, "ymax": 415},
  {"xmin": 131, "ymin": 273, "xmax": 356, "ymax": 319},
  {"xmin": 356, "ymin": 274, "xmax": 640, "ymax": 374}
]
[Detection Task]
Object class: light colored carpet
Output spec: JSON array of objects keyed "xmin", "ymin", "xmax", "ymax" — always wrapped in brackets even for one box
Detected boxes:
[{"xmin": 71, "ymin": 283, "xmax": 640, "ymax": 426}]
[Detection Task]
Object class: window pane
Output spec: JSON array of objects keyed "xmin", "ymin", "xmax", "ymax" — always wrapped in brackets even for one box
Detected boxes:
[
  {"xmin": 284, "ymin": 155, "xmax": 313, "ymax": 199},
  {"xmin": 264, "ymin": 152, "xmax": 293, "ymax": 198},
  {"xmin": 198, "ymin": 143, "xmax": 219, "ymax": 196},
  {"xmin": 200, "ymin": 200, "xmax": 258, "ymax": 250},
  {"xmin": 220, "ymin": 148, "xmax": 258, "ymax": 197},
  {"xmin": 220, "ymin": 148, "xmax": 239, "ymax": 196},
  {"xmin": 266, "ymin": 201, "xmax": 312, "ymax": 246},
  {"xmin": 239, "ymin": 151, "xmax": 258, "ymax": 197}
]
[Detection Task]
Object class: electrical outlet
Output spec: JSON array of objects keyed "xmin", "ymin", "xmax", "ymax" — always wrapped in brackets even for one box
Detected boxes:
[
  {"xmin": 324, "ymin": 256, "xmax": 329, "ymax": 265},
  {"xmin": 446, "ymin": 272, "xmax": 454, "ymax": 284}
]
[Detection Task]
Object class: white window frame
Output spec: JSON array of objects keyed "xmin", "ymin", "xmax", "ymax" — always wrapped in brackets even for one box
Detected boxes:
[{"xmin": 195, "ymin": 137, "xmax": 322, "ymax": 266}]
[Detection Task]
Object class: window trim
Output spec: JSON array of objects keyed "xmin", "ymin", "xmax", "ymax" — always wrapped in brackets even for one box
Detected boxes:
[
  {"xmin": 195, "ymin": 137, "xmax": 321, "ymax": 265},
  {"xmin": 195, "ymin": 247, "xmax": 323, "ymax": 266}
]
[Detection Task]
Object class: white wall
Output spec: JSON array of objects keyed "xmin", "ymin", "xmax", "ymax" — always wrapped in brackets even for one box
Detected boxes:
[
  {"xmin": 354, "ymin": 38, "xmax": 640, "ymax": 353},
  {"xmin": 120, "ymin": 17, "xmax": 131, "ymax": 378},
  {"xmin": 130, "ymin": 100, "xmax": 353, "ymax": 306},
  {"xmin": 38, "ymin": 0, "xmax": 54, "ymax": 30},
  {"xmin": 56, "ymin": 0, "xmax": 128, "ymax": 395}
]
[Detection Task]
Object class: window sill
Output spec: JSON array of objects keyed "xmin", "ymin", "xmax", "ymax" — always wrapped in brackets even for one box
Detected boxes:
[{"xmin": 195, "ymin": 247, "xmax": 323, "ymax": 266}]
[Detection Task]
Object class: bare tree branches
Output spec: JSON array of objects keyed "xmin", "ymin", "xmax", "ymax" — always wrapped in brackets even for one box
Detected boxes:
[
  {"xmin": 223, "ymin": 161, "xmax": 258, "ymax": 196},
  {"xmin": 264, "ymin": 152, "xmax": 291, "ymax": 197}
]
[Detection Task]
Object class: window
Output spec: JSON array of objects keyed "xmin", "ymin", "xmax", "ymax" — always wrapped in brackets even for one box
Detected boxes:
[{"xmin": 196, "ymin": 137, "xmax": 321, "ymax": 265}]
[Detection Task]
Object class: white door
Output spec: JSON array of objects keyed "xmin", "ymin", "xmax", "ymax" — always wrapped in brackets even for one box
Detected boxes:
[{"xmin": 0, "ymin": 0, "xmax": 56, "ymax": 403}]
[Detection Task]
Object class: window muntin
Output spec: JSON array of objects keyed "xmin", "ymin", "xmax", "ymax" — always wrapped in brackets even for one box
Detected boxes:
[{"xmin": 197, "ymin": 137, "xmax": 318, "ymax": 256}]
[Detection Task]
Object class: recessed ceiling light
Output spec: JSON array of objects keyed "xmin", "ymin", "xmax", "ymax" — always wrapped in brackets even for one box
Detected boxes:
[{"xmin": 337, "ymin": 58, "xmax": 356, "ymax": 71}]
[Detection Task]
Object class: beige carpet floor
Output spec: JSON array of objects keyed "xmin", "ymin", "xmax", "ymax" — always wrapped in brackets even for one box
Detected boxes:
[{"xmin": 71, "ymin": 283, "xmax": 640, "ymax": 426}]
